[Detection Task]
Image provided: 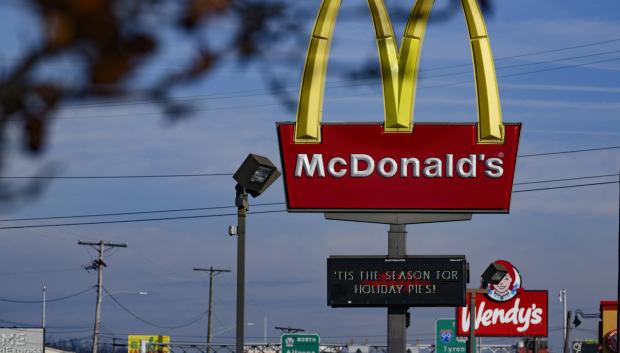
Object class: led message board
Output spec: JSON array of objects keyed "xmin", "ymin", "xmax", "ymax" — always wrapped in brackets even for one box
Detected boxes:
[{"xmin": 327, "ymin": 256, "xmax": 467, "ymax": 307}]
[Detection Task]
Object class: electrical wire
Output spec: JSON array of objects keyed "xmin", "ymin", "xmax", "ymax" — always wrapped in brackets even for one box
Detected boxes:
[
  {"xmin": 513, "ymin": 181, "xmax": 619, "ymax": 193},
  {"xmin": 513, "ymin": 173, "xmax": 619, "ymax": 186},
  {"xmin": 47, "ymin": 37, "xmax": 620, "ymax": 110},
  {"xmin": 0, "ymin": 40, "xmax": 620, "ymax": 123},
  {"xmin": 103, "ymin": 286, "xmax": 207, "ymax": 330},
  {"xmin": 424, "ymin": 56, "xmax": 620, "ymax": 90},
  {"xmin": 425, "ymin": 37, "xmax": 620, "ymax": 71},
  {"xmin": 0, "ymin": 178, "xmax": 619, "ymax": 229},
  {"xmin": 53, "ymin": 50, "xmax": 620, "ymax": 122},
  {"xmin": 0, "ymin": 173, "xmax": 616, "ymax": 225},
  {"xmin": 429, "ymin": 49, "xmax": 620, "ymax": 79},
  {"xmin": 0, "ymin": 209, "xmax": 286, "ymax": 229},
  {"xmin": 0, "ymin": 176, "xmax": 618, "ymax": 228},
  {"xmin": 0, "ymin": 145, "xmax": 618, "ymax": 180},
  {"xmin": 0, "ymin": 202, "xmax": 283, "ymax": 222},
  {"xmin": 0, "ymin": 267, "xmax": 81, "ymax": 276},
  {"xmin": 0, "ymin": 285, "xmax": 95, "ymax": 303},
  {"xmin": 0, "ymin": 316, "xmax": 91, "ymax": 330},
  {"xmin": 519, "ymin": 146, "xmax": 620, "ymax": 158},
  {"xmin": 0, "ymin": 173, "xmax": 232, "ymax": 180}
]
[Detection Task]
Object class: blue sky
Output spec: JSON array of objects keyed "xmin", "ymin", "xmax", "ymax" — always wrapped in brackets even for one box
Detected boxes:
[{"xmin": 0, "ymin": 0, "xmax": 619, "ymax": 351}]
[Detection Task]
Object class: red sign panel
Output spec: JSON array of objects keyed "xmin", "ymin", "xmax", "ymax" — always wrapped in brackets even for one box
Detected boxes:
[
  {"xmin": 456, "ymin": 290, "xmax": 548, "ymax": 337},
  {"xmin": 277, "ymin": 122, "xmax": 521, "ymax": 212}
]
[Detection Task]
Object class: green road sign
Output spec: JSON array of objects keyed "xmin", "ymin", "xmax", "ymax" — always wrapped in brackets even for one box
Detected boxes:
[
  {"xmin": 281, "ymin": 334, "xmax": 320, "ymax": 353},
  {"xmin": 436, "ymin": 319, "xmax": 466, "ymax": 353}
]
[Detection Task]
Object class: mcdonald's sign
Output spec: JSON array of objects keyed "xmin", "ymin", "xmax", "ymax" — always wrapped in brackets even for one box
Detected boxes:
[{"xmin": 277, "ymin": 0, "xmax": 521, "ymax": 213}]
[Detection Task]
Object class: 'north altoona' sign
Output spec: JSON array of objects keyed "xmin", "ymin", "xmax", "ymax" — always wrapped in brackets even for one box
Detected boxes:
[{"xmin": 327, "ymin": 256, "xmax": 467, "ymax": 307}]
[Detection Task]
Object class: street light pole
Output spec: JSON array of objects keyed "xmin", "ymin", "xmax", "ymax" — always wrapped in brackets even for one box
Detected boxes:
[
  {"xmin": 236, "ymin": 185, "xmax": 248, "ymax": 353},
  {"xmin": 232, "ymin": 154, "xmax": 280, "ymax": 353}
]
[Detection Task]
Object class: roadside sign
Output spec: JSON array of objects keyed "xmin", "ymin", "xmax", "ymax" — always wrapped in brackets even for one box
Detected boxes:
[
  {"xmin": 0, "ymin": 328, "xmax": 44, "ymax": 353},
  {"xmin": 127, "ymin": 335, "xmax": 170, "ymax": 353},
  {"xmin": 327, "ymin": 256, "xmax": 467, "ymax": 307},
  {"xmin": 456, "ymin": 260, "xmax": 548, "ymax": 337},
  {"xmin": 281, "ymin": 334, "xmax": 320, "ymax": 353},
  {"xmin": 435, "ymin": 319, "xmax": 466, "ymax": 353}
]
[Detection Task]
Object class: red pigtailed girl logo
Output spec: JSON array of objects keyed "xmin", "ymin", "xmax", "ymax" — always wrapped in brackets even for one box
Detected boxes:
[
  {"xmin": 485, "ymin": 260, "xmax": 523, "ymax": 302},
  {"xmin": 605, "ymin": 329, "xmax": 618, "ymax": 353}
]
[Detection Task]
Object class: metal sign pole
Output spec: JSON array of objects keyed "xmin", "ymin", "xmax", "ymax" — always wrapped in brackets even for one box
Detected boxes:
[
  {"xmin": 387, "ymin": 224, "xmax": 407, "ymax": 353},
  {"xmin": 469, "ymin": 292, "xmax": 476, "ymax": 353}
]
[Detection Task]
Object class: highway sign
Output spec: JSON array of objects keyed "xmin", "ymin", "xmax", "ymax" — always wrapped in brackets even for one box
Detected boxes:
[{"xmin": 281, "ymin": 334, "xmax": 320, "ymax": 353}]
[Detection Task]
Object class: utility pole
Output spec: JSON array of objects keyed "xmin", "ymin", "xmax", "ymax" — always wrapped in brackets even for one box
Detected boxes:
[
  {"xmin": 42, "ymin": 285, "xmax": 46, "ymax": 346},
  {"xmin": 193, "ymin": 267, "xmax": 231, "ymax": 352},
  {"xmin": 79, "ymin": 240, "xmax": 127, "ymax": 353},
  {"xmin": 559, "ymin": 288, "xmax": 567, "ymax": 353},
  {"xmin": 42, "ymin": 285, "xmax": 46, "ymax": 329},
  {"xmin": 564, "ymin": 311, "xmax": 572, "ymax": 353}
]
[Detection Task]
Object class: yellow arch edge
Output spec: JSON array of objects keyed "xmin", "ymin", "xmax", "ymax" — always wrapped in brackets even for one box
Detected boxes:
[
  {"xmin": 294, "ymin": 0, "xmax": 340, "ymax": 144},
  {"xmin": 294, "ymin": 0, "xmax": 505, "ymax": 144},
  {"xmin": 461, "ymin": 0, "xmax": 504, "ymax": 143}
]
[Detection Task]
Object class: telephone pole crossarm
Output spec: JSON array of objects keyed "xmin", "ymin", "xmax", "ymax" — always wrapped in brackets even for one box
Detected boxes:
[
  {"xmin": 194, "ymin": 267, "xmax": 231, "ymax": 352},
  {"xmin": 78, "ymin": 240, "xmax": 127, "ymax": 353}
]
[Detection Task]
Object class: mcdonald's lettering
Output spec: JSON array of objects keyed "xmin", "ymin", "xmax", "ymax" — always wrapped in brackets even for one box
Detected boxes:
[
  {"xmin": 294, "ymin": 153, "xmax": 504, "ymax": 179},
  {"xmin": 277, "ymin": 0, "xmax": 521, "ymax": 212}
]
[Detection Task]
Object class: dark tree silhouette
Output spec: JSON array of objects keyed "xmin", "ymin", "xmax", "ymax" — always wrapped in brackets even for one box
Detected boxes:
[{"xmin": 0, "ymin": 0, "xmax": 490, "ymax": 202}]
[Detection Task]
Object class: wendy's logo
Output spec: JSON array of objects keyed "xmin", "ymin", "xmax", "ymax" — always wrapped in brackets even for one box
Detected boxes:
[{"xmin": 483, "ymin": 260, "xmax": 522, "ymax": 302}]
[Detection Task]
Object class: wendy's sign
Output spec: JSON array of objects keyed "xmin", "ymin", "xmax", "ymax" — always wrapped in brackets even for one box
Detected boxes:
[
  {"xmin": 277, "ymin": 0, "xmax": 521, "ymax": 213},
  {"xmin": 456, "ymin": 260, "xmax": 548, "ymax": 337}
]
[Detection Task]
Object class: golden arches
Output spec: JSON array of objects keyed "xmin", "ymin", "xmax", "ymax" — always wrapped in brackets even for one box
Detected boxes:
[{"xmin": 294, "ymin": 0, "xmax": 504, "ymax": 144}]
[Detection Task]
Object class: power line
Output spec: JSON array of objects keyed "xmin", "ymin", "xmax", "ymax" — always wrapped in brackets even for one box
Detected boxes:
[
  {"xmin": 0, "ymin": 267, "xmax": 81, "ymax": 276},
  {"xmin": 0, "ymin": 174, "xmax": 617, "ymax": 224},
  {"xmin": 0, "ymin": 317, "xmax": 91, "ymax": 330},
  {"xmin": 1, "ymin": 145, "xmax": 618, "ymax": 180},
  {"xmin": 519, "ymin": 146, "xmax": 620, "ymax": 158},
  {"xmin": 51, "ymin": 36, "xmax": 620, "ymax": 110},
  {"xmin": 103, "ymin": 286, "xmax": 208, "ymax": 330},
  {"xmin": 0, "ymin": 172, "xmax": 231, "ymax": 180},
  {"xmin": 55, "ymin": 51, "xmax": 620, "ymax": 120},
  {"xmin": 0, "ymin": 285, "xmax": 95, "ymax": 303},
  {"xmin": 0, "ymin": 201, "xmax": 284, "ymax": 222},
  {"xmin": 429, "ymin": 49, "xmax": 620, "ymax": 79},
  {"xmin": 424, "ymin": 37, "xmax": 620, "ymax": 71},
  {"xmin": 0, "ymin": 210, "xmax": 286, "ymax": 229},
  {"xmin": 1, "ymin": 180, "xmax": 619, "ymax": 229},
  {"xmin": 513, "ymin": 181, "xmax": 619, "ymax": 193},
  {"xmin": 424, "ymin": 56, "xmax": 620, "ymax": 90},
  {"xmin": 514, "ymin": 173, "xmax": 619, "ymax": 186}
]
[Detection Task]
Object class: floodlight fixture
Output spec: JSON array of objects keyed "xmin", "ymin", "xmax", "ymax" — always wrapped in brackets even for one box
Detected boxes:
[
  {"xmin": 233, "ymin": 154, "xmax": 281, "ymax": 198},
  {"xmin": 481, "ymin": 262, "xmax": 508, "ymax": 287}
]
